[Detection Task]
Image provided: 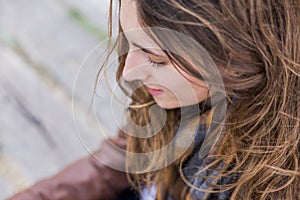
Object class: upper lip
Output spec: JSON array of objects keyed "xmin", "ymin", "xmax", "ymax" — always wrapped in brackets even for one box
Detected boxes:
[{"xmin": 145, "ymin": 86, "xmax": 163, "ymax": 91}]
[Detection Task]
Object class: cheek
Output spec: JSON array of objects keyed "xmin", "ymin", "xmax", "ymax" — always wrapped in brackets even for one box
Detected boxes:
[
  {"xmin": 173, "ymin": 81, "xmax": 209, "ymax": 104},
  {"xmin": 155, "ymin": 74, "xmax": 186, "ymax": 93},
  {"xmin": 147, "ymin": 68, "xmax": 179, "ymax": 87},
  {"xmin": 151, "ymin": 68, "xmax": 208, "ymax": 99},
  {"xmin": 194, "ymin": 86, "xmax": 209, "ymax": 100}
]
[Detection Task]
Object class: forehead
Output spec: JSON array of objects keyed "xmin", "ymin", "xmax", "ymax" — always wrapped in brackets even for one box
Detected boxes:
[
  {"xmin": 120, "ymin": 0, "xmax": 164, "ymax": 52},
  {"xmin": 120, "ymin": 0, "xmax": 141, "ymax": 32}
]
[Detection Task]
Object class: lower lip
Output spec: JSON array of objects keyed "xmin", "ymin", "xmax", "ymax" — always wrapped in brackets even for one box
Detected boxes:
[{"xmin": 147, "ymin": 87, "xmax": 164, "ymax": 96}]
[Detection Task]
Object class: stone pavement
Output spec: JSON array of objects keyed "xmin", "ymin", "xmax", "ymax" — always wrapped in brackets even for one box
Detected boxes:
[{"xmin": 0, "ymin": 0, "xmax": 121, "ymax": 198}]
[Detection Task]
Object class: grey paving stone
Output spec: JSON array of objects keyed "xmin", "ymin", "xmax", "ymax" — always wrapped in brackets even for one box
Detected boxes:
[
  {"xmin": 0, "ymin": 153, "xmax": 30, "ymax": 198},
  {"xmin": 0, "ymin": 1, "xmax": 124, "ymax": 198},
  {"xmin": 0, "ymin": 44, "xmax": 105, "ymax": 198},
  {"xmin": 0, "ymin": 177, "xmax": 13, "ymax": 200},
  {"xmin": 0, "ymin": 0, "xmax": 104, "ymax": 105},
  {"xmin": 0, "ymin": 0, "xmax": 119, "ymax": 136},
  {"xmin": 58, "ymin": 0, "xmax": 111, "ymax": 34}
]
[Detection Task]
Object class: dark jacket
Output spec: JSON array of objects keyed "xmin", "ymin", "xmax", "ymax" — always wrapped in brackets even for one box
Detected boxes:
[
  {"xmin": 6, "ymin": 130, "xmax": 139, "ymax": 200},
  {"xmin": 7, "ymin": 124, "xmax": 233, "ymax": 200}
]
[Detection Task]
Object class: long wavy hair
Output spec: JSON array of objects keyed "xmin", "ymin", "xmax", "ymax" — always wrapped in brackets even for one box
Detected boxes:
[{"xmin": 101, "ymin": 0, "xmax": 300, "ymax": 199}]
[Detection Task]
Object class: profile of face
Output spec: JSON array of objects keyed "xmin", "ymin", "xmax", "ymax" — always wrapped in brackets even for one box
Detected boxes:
[{"xmin": 120, "ymin": 0, "xmax": 209, "ymax": 109}]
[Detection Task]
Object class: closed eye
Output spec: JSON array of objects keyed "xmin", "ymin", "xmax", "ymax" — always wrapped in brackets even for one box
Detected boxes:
[{"xmin": 147, "ymin": 57, "xmax": 166, "ymax": 68}]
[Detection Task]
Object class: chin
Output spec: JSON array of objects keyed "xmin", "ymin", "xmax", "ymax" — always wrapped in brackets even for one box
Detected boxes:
[{"xmin": 155, "ymin": 101, "xmax": 180, "ymax": 110}]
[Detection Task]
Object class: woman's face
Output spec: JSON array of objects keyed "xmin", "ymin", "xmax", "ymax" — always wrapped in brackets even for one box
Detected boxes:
[{"xmin": 120, "ymin": 0, "xmax": 209, "ymax": 109}]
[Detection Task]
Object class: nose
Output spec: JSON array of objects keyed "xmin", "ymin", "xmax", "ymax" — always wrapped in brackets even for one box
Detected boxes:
[{"xmin": 122, "ymin": 50, "xmax": 149, "ymax": 82}]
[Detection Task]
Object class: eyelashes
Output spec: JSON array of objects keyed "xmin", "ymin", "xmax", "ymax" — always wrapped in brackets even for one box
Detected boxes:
[{"xmin": 147, "ymin": 57, "xmax": 166, "ymax": 68}]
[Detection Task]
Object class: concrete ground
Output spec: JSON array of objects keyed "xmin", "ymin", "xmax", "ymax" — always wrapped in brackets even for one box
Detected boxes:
[{"xmin": 0, "ymin": 0, "xmax": 122, "ymax": 198}]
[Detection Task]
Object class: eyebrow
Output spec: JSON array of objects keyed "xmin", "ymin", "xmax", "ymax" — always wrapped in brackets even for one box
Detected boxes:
[{"xmin": 132, "ymin": 42, "xmax": 164, "ymax": 57}]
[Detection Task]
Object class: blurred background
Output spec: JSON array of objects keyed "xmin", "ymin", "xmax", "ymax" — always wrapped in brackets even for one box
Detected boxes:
[{"xmin": 0, "ymin": 0, "xmax": 120, "ymax": 198}]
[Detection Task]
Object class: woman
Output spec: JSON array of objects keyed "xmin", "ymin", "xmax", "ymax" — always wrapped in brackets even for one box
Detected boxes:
[{"xmin": 8, "ymin": 0, "xmax": 300, "ymax": 199}]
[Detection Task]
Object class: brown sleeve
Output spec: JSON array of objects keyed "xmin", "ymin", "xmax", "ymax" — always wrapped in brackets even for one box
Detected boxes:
[{"xmin": 7, "ymin": 131, "xmax": 130, "ymax": 200}]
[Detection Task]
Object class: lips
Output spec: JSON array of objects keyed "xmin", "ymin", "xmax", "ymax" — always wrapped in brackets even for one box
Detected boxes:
[{"xmin": 146, "ymin": 87, "xmax": 163, "ymax": 96}]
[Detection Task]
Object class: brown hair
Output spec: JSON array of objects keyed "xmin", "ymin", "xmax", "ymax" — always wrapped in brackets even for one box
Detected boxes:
[{"xmin": 103, "ymin": 0, "xmax": 300, "ymax": 199}]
